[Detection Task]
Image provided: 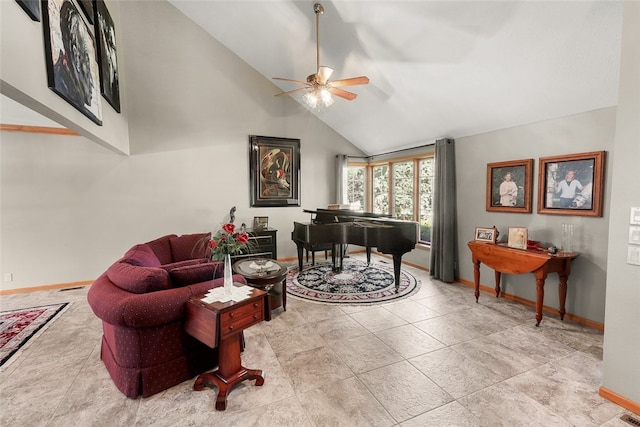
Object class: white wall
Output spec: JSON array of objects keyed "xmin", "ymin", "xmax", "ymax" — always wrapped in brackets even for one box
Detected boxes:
[
  {"xmin": 0, "ymin": 0, "xmax": 364, "ymax": 291},
  {"xmin": 456, "ymin": 107, "xmax": 616, "ymax": 324},
  {"xmin": 602, "ymin": 0, "xmax": 640, "ymax": 406}
]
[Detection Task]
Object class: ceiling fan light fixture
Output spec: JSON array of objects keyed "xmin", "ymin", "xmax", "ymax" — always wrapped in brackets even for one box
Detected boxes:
[{"xmin": 303, "ymin": 86, "xmax": 334, "ymax": 109}]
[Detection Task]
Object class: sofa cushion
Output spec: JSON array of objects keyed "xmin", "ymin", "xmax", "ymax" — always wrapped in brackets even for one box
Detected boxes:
[
  {"xmin": 170, "ymin": 233, "xmax": 211, "ymax": 262},
  {"xmin": 107, "ymin": 262, "xmax": 171, "ymax": 294},
  {"xmin": 144, "ymin": 235, "xmax": 177, "ymax": 265},
  {"xmin": 160, "ymin": 259, "xmax": 208, "ymax": 272},
  {"xmin": 121, "ymin": 244, "xmax": 161, "ymax": 268},
  {"xmin": 169, "ymin": 263, "xmax": 217, "ymax": 287}
]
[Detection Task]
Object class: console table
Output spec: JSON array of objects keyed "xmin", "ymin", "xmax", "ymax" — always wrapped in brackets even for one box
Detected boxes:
[
  {"xmin": 184, "ymin": 287, "xmax": 267, "ymax": 410},
  {"xmin": 467, "ymin": 241, "xmax": 578, "ymax": 326}
]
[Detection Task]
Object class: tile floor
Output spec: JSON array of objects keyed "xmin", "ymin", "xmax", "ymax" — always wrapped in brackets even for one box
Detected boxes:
[{"xmin": 0, "ymin": 254, "xmax": 634, "ymax": 426}]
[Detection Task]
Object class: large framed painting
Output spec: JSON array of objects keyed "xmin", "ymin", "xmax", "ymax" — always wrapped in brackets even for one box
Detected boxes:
[
  {"xmin": 250, "ymin": 135, "xmax": 301, "ymax": 207},
  {"xmin": 15, "ymin": 0, "xmax": 40, "ymax": 21},
  {"xmin": 94, "ymin": 0, "xmax": 120, "ymax": 112},
  {"xmin": 486, "ymin": 159, "xmax": 533, "ymax": 213},
  {"xmin": 42, "ymin": 0, "xmax": 102, "ymax": 125},
  {"xmin": 537, "ymin": 151, "xmax": 605, "ymax": 217},
  {"xmin": 77, "ymin": 0, "xmax": 93, "ymax": 24}
]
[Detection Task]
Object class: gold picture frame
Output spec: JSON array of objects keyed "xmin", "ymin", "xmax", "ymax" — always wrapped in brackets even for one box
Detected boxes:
[{"xmin": 486, "ymin": 159, "xmax": 533, "ymax": 213}]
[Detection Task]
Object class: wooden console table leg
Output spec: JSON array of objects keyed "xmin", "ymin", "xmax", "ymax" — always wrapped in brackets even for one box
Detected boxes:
[
  {"xmin": 558, "ymin": 274, "xmax": 568, "ymax": 321},
  {"xmin": 534, "ymin": 270, "xmax": 548, "ymax": 327},
  {"xmin": 472, "ymin": 258, "xmax": 480, "ymax": 302},
  {"xmin": 193, "ymin": 333, "xmax": 264, "ymax": 411},
  {"xmin": 494, "ymin": 271, "xmax": 502, "ymax": 297}
]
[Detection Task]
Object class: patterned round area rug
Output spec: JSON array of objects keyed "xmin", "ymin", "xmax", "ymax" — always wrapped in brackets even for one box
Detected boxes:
[{"xmin": 286, "ymin": 259, "xmax": 420, "ymax": 305}]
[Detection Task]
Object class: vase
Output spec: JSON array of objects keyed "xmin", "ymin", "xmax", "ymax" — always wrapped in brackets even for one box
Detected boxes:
[{"xmin": 224, "ymin": 253, "xmax": 233, "ymax": 296}]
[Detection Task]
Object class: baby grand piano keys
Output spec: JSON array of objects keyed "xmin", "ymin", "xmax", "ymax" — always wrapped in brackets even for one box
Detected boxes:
[{"xmin": 291, "ymin": 209, "xmax": 419, "ymax": 292}]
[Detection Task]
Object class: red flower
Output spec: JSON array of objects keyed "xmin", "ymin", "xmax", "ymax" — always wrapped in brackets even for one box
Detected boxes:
[
  {"xmin": 209, "ymin": 239, "xmax": 218, "ymax": 249},
  {"xmin": 236, "ymin": 232, "xmax": 250, "ymax": 245},
  {"xmin": 222, "ymin": 223, "xmax": 235, "ymax": 234}
]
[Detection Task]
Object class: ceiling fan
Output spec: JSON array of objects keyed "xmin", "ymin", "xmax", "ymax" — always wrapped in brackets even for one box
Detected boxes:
[{"xmin": 273, "ymin": 3, "xmax": 369, "ymax": 108}]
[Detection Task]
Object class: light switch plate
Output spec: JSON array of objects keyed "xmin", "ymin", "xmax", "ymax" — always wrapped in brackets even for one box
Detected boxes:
[
  {"xmin": 627, "ymin": 246, "xmax": 640, "ymax": 266},
  {"xmin": 631, "ymin": 207, "xmax": 640, "ymax": 225}
]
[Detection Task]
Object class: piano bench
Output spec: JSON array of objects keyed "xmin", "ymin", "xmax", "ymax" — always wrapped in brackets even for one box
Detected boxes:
[{"xmin": 305, "ymin": 243, "xmax": 332, "ymax": 266}]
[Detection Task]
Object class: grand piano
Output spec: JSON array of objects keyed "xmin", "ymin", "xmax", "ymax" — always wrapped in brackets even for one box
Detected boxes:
[{"xmin": 291, "ymin": 208, "xmax": 419, "ymax": 291}]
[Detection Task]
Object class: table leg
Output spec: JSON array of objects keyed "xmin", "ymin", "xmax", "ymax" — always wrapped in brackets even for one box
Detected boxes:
[
  {"xmin": 193, "ymin": 333, "xmax": 264, "ymax": 410},
  {"xmin": 558, "ymin": 274, "xmax": 568, "ymax": 321},
  {"xmin": 534, "ymin": 270, "xmax": 548, "ymax": 327},
  {"xmin": 282, "ymin": 278, "xmax": 287, "ymax": 311},
  {"xmin": 494, "ymin": 271, "xmax": 502, "ymax": 297},
  {"xmin": 472, "ymin": 258, "xmax": 480, "ymax": 302}
]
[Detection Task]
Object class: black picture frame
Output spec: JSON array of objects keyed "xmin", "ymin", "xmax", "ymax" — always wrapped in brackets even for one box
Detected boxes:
[
  {"xmin": 94, "ymin": 0, "xmax": 120, "ymax": 112},
  {"xmin": 249, "ymin": 135, "xmax": 301, "ymax": 207},
  {"xmin": 537, "ymin": 151, "xmax": 605, "ymax": 217},
  {"xmin": 77, "ymin": 0, "xmax": 94, "ymax": 24},
  {"xmin": 486, "ymin": 159, "xmax": 533, "ymax": 213},
  {"xmin": 16, "ymin": 0, "xmax": 40, "ymax": 21},
  {"xmin": 42, "ymin": 0, "xmax": 102, "ymax": 125}
]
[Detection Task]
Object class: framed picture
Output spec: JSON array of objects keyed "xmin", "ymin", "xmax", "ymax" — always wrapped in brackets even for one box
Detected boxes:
[
  {"xmin": 94, "ymin": 0, "xmax": 120, "ymax": 112},
  {"xmin": 507, "ymin": 227, "xmax": 528, "ymax": 249},
  {"xmin": 15, "ymin": 0, "xmax": 40, "ymax": 21},
  {"xmin": 537, "ymin": 151, "xmax": 605, "ymax": 217},
  {"xmin": 42, "ymin": 0, "xmax": 102, "ymax": 125},
  {"xmin": 474, "ymin": 227, "xmax": 497, "ymax": 243},
  {"xmin": 77, "ymin": 0, "xmax": 94, "ymax": 24},
  {"xmin": 250, "ymin": 135, "xmax": 301, "ymax": 207},
  {"xmin": 253, "ymin": 216, "xmax": 269, "ymax": 231},
  {"xmin": 486, "ymin": 159, "xmax": 533, "ymax": 213}
]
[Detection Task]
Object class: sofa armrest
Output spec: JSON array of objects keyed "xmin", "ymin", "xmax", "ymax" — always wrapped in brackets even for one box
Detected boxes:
[{"xmin": 88, "ymin": 273, "xmax": 248, "ymax": 328}]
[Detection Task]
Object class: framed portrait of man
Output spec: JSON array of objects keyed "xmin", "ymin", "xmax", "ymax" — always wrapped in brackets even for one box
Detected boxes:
[{"xmin": 486, "ymin": 159, "xmax": 533, "ymax": 213}]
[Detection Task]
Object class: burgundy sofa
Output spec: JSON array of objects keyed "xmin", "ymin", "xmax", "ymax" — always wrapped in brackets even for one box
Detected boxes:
[{"xmin": 87, "ymin": 233, "xmax": 248, "ymax": 398}]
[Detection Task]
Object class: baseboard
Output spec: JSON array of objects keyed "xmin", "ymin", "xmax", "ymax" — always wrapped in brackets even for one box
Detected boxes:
[
  {"xmin": 0, "ymin": 280, "xmax": 93, "ymax": 296},
  {"xmin": 599, "ymin": 386, "xmax": 640, "ymax": 415},
  {"xmin": 457, "ymin": 277, "xmax": 604, "ymax": 331}
]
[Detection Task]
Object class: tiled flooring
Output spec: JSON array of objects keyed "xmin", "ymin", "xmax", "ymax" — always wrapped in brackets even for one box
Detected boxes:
[{"xmin": 0, "ymin": 254, "xmax": 633, "ymax": 426}]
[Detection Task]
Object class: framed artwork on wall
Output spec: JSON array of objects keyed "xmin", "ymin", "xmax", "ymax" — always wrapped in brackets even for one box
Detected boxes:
[
  {"xmin": 15, "ymin": 0, "xmax": 40, "ymax": 21},
  {"xmin": 77, "ymin": 0, "xmax": 94, "ymax": 24},
  {"xmin": 94, "ymin": 0, "xmax": 120, "ymax": 112},
  {"xmin": 537, "ymin": 151, "xmax": 605, "ymax": 217},
  {"xmin": 249, "ymin": 135, "xmax": 301, "ymax": 207},
  {"xmin": 486, "ymin": 158, "xmax": 533, "ymax": 213},
  {"xmin": 42, "ymin": 0, "xmax": 102, "ymax": 125}
]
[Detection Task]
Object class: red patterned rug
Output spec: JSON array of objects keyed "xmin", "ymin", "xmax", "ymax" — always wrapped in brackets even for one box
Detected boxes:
[
  {"xmin": 286, "ymin": 259, "xmax": 420, "ymax": 305},
  {"xmin": 0, "ymin": 303, "xmax": 69, "ymax": 367}
]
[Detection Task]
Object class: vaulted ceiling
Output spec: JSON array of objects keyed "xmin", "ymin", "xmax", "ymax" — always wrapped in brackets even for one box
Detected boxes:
[{"xmin": 170, "ymin": 0, "xmax": 623, "ymax": 155}]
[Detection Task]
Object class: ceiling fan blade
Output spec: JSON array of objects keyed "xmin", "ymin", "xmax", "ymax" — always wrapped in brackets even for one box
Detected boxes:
[
  {"xmin": 272, "ymin": 77, "xmax": 311, "ymax": 86},
  {"xmin": 316, "ymin": 66, "xmax": 334, "ymax": 85},
  {"xmin": 328, "ymin": 87, "xmax": 358, "ymax": 101},
  {"xmin": 330, "ymin": 76, "xmax": 370, "ymax": 88},
  {"xmin": 275, "ymin": 87, "xmax": 311, "ymax": 97}
]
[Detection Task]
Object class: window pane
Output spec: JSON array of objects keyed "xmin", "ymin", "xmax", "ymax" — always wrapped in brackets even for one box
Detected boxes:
[
  {"xmin": 393, "ymin": 161, "xmax": 413, "ymax": 220},
  {"xmin": 419, "ymin": 158, "xmax": 434, "ymax": 243},
  {"xmin": 372, "ymin": 165, "xmax": 389, "ymax": 214},
  {"xmin": 347, "ymin": 166, "xmax": 365, "ymax": 210}
]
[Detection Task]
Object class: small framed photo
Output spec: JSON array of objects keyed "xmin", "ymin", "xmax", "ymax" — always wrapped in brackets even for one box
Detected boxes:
[
  {"xmin": 253, "ymin": 216, "xmax": 269, "ymax": 231},
  {"xmin": 507, "ymin": 227, "xmax": 528, "ymax": 249},
  {"xmin": 474, "ymin": 227, "xmax": 497, "ymax": 243},
  {"xmin": 486, "ymin": 159, "xmax": 533, "ymax": 213},
  {"xmin": 249, "ymin": 135, "xmax": 301, "ymax": 207},
  {"xmin": 537, "ymin": 151, "xmax": 605, "ymax": 217}
]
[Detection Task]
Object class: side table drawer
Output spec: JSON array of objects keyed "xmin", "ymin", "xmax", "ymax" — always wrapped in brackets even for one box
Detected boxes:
[{"xmin": 219, "ymin": 299, "xmax": 264, "ymax": 340}]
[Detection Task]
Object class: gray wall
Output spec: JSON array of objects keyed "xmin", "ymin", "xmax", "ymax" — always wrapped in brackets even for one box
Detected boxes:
[
  {"xmin": 602, "ymin": 0, "xmax": 640, "ymax": 405},
  {"xmin": 456, "ymin": 107, "xmax": 615, "ymax": 324},
  {"xmin": 0, "ymin": 0, "xmax": 364, "ymax": 291}
]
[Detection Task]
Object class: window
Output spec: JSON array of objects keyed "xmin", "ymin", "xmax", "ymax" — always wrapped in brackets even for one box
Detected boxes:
[{"xmin": 348, "ymin": 154, "xmax": 434, "ymax": 244}]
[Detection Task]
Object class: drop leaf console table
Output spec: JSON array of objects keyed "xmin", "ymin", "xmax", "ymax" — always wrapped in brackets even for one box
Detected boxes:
[
  {"xmin": 184, "ymin": 286, "xmax": 267, "ymax": 410},
  {"xmin": 467, "ymin": 241, "xmax": 578, "ymax": 326}
]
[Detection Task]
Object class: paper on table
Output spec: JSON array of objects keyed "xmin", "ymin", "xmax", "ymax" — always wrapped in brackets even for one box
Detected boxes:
[{"xmin": 201, "ymin": 284, "xmax": 253, "ymax": 304}]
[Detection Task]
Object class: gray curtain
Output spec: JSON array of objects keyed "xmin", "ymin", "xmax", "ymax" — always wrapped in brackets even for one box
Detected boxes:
[
  {"xmin": 430, "ymin": 138, "xmax": 458, "ymax": 282},
  {"xmin": 335, "ymin": 154, "xmax": 349, "ymax": 204}
]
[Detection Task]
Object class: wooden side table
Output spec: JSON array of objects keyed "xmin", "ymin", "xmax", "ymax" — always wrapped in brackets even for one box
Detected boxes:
[
  {"xmin": 232, "ymin": 258, "xmax": 288, "ymax": 320},
  {"xmin": 184, "ymin": 286, "xmax": 267, "ymax": 410}
]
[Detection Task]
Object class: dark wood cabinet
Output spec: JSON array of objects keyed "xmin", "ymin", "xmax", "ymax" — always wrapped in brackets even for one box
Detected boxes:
[{"xmin": 231, "ymin": 228, "xmax": 277, "ymax": 261}]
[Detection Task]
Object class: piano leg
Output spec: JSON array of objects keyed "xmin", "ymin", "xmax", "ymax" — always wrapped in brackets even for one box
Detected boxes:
[
  {"xmin": 366, "ymin": 247, "xmax": 372, "ymax": 266},
  {"xmin": 331, "ymin": 243, "xmax": 340, "ymax": 272},
  {"xmin": 296, "ymin": 243, "xmax": 304, "ymax": 271},
  {"xmin": 392, "ymin": 254, "xmax": 402, "ymax": 293}
]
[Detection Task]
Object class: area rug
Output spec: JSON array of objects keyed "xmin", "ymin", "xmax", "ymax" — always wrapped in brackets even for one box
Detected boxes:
[
  {"xmin": 286, "ymin": 259, "xmax": 420, "ymax": 305},
  {"xmin": 0, "ymin": 302, "xmax": 69, "ymax": 367}
]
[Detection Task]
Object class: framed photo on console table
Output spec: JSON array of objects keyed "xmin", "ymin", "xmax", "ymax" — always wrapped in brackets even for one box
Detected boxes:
[
  {"xmin": 537, "ymin": 151, "xmax": 605, "ymax": 217},
  {"xmin": 507, "ymin": 227, "xmax": 528, "ymax": 249},
  {"xmin": 474, "ymin": 227, "xmax": 497, "ymax": 243},
  {"xmin": 486, "ymin": 158, "xmax": 533, "ymax": 213},
  {"xmin": 249, "ymin": 135, "xmax": 301, "ymax": 207}
]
